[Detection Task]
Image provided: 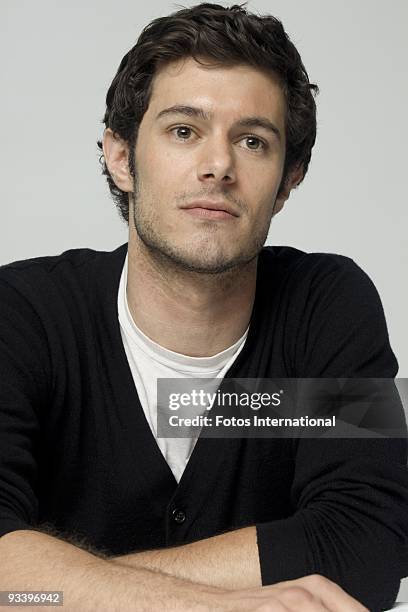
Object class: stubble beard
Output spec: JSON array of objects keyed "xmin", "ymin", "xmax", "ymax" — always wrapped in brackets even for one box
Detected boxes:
[{"xmin": 131, "ymin": 174, "xmax": 273, "ymax": 276}]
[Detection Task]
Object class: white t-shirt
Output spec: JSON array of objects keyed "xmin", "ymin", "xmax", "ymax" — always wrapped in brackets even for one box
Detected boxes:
[{"xmin": 118, "ymin": 254, "xmax": 248, "ymax": 483}]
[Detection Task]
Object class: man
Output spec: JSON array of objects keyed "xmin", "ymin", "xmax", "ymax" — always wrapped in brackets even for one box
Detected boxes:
[{"xmin": 0, "ymin": 3, "xmax": 406, "ymax": 611}]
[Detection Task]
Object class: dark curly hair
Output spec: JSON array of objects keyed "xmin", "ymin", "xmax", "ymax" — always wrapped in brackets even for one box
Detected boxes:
[{"xmin": 97, "ymin": 2, "xmax": 319, "ymax": 224}]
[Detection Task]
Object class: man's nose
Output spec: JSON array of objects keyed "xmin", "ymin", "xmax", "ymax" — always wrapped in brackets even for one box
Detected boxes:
[{"xmin": 196, "ymin": 135, "xmax": 236, "ymax": 185}]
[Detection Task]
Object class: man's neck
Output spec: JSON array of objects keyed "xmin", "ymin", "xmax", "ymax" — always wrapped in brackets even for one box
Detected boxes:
[{"xmin": 126, "ymin": 238, "xmax": 258, "ymax": 358}]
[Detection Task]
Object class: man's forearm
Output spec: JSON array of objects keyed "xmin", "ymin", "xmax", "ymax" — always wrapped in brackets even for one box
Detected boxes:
[
  {"xmin": 0, "ymin": 529, "xmax": 223, "ymax": 611},
  {"xmin": 112, "ymin": 525, "xmax": 262, "ymax": 589},
  {"xmin": 0, "ymin": 529, "xmax": 370, "ymax": 611}
]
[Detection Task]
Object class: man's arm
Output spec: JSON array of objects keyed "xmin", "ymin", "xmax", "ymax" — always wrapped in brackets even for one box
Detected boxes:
[
  {"xmin": 0, "ymin": 529, "xmax": 369, "ymax": 612},
  {"xmin": 109, "ymin": 444, "xmax": 408, "ymax": 611},
  {"xmin": 112, "ymin": 525, "xmax": 260, "ymax": 589},
  {"xmin": 0, "ymin": 529, "xmax": 222, "ymax": 612}
]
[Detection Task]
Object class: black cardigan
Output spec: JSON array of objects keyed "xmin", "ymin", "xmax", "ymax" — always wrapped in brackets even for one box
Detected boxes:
[{"xmin": 0, "ymin": 243, "xmax": 407, "ymax": 611}]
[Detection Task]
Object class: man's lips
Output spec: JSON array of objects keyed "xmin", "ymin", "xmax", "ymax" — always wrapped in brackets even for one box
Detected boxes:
[{"xmin": 180, "ymin": 200, "xmax": 239, "ymax": 219}]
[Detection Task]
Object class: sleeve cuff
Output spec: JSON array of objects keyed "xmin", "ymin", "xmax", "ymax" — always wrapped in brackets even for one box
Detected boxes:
[{"xmin": 256, "ymin": 515, "xmax": 315, "ymax": 585}]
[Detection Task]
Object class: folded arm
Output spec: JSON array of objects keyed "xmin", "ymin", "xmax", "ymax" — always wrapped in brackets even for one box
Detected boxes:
[
  {"xmin": 113, "ymin": 525, "xmax": 261, "ymax": 589},
  {"xmin": 110, "ymin": 436, "xmax": 408, "ymax": 611},
  {"xmin": 0, "ymin": 529, "xmax": 222, "ymax": 611}
]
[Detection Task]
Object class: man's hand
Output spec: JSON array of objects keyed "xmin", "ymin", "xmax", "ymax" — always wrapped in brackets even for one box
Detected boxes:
[{"xmin": 217, "ymin": 574, "xmax": 369, "ymax": 611}]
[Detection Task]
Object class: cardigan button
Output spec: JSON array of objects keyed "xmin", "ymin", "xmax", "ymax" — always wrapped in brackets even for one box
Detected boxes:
[{"xmin": 172, "ymin": 508, "xmax": 186, "ymax": 524}]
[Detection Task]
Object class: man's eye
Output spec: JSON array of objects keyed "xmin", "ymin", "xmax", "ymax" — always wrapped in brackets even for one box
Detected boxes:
[
  {"xmin": 169, "ymin": 128, "xmax": 266, "ymax": 151},
  {"xmin": 172, "ymin": 126, "xmax": 193, "ymax": 140},
  {"xmin": 241, "ymin": 136, "xmax": 266, "ymax": 151}
]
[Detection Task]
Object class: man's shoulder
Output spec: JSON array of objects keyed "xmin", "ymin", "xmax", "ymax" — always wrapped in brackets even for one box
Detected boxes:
[
  {"xmin": 1, "ymin": 243, "xmax": 126, "ymax": 275},
  {"xmin": 0, "ymin": 243, "xmax": 127, "ymax": 288},
  {"xmin": 260, "ymin": 245, "xmax": 379, "ymax": 309},
  {"xmin": 0, "ymin": 247, "xmax": 96, "ymax": 273},
  {"xmin": 261, "ymin": 245, "xmax": 360, "ymax": 279},
  {"xmin": 0, "ymin": 243, "xmax": 128, "ymax": 319}
]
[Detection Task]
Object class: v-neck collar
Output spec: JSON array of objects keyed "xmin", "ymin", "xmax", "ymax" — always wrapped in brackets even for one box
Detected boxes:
[{"xmin": 92, "ymin": 242, "xmax": 269, "ymax": 518}]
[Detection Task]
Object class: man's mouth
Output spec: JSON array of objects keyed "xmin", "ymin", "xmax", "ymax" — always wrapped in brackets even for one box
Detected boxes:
[{"xmin": 180, "ymin": 200, "xmax": 239, "ymax": 219}]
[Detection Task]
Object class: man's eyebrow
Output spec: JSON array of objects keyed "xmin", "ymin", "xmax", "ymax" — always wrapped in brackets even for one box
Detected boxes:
[
  {"xmin": 156, "ymin": 105, "xmax": 211, "ymax": 122},
  {"xmin": 235, "ymin": 117, "xmax": 281, "ymax": 142},
  {"xmin": 155, "ymin": 105, "xmax": 282, "ymax": 142}
]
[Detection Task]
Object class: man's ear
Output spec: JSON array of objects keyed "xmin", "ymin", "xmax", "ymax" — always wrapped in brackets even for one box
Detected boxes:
[
  {"xmin": 273, "ymin": 164, "xmax": 304, "ymax": 216},
  {"xmin": 102, "ymin": 128, "xmax": 133, "ymax": 192}
]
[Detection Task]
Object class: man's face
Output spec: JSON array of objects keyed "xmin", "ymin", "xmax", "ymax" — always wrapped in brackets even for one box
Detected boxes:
[{"xmin": 129, "ymin": 56, "xmax": 290, "ymax": 273}]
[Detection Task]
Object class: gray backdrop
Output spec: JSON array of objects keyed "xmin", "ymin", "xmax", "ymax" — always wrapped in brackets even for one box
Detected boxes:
[{"xmin": 2, "ymin": 0, "xmax": 408, "ymax": 601}]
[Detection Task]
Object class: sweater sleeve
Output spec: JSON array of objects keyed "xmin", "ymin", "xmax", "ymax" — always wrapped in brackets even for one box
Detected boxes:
[
  {"xmin": 255, "ymin": 255, "xmax": 408, "ymax": 611},
  {"xmin": 0, "ymin": 275, "xmax": 49, "ymax": 539}
]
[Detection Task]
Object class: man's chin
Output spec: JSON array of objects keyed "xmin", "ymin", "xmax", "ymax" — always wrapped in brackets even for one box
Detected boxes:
[
  {"xmin": 157, "ymin": 248, "xmax": 258, "ymax": 275},
  {"xmin": 134, "ymin": 228, "xmax": 260, "ymax": 274},
  {"xmin": 173, "ymin": 260, "xmax": 240, "ymax": 275}
]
